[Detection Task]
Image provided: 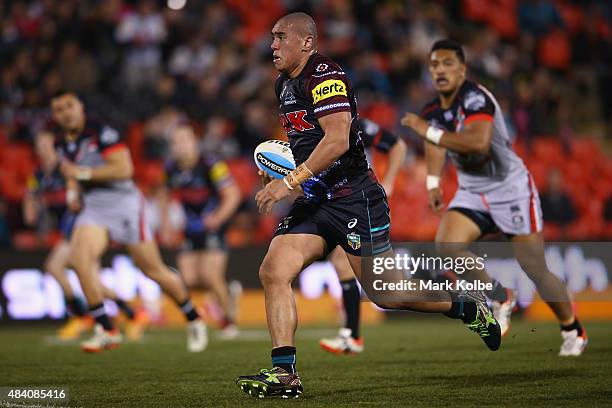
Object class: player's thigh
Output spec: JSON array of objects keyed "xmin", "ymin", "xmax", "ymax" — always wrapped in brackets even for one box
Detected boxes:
[
  {"xmin": 436, "ymin": 210, "xmax": 482, "ymax": 243},
  {"xmin": 69, "ymin": 224, "xmax": 109, "ymax": 266},
  {"xmin": 259, "ymin": 233, "xmax": 327, "ymax": 286},
  {"xmin": 329, "ymin": 246, "xmax": 355, "ymax": 281},
  {"xmin": 177, "ymin": 251, "xmax": 198, "ymax": 286}
]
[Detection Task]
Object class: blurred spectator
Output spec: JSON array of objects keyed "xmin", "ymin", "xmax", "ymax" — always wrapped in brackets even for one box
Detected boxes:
[
  {"xmin": 540, "ymin": 168, "xmax": 577, "ymax": 227},
  {"xmin": 518, "ymin": 0, "xmax": 564, "ymax": 37},
  {"xmin": 115, "ymin": 0, "xmax": 167, "ymax": 91}
]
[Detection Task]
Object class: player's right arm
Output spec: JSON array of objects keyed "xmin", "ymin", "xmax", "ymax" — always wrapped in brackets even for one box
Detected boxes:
[{"xmin": 425, "ymin": 142, "xmax": 446, "ymax": 214}]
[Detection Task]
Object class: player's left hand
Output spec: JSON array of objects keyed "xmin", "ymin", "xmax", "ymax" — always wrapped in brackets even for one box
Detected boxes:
[
  {"xmin": 400, "ymin": 112, "xmax": 428, "ymax": 137},
  {"xmin": 255, "ymin": 178, "xmax": 291, "ymax": 214}
]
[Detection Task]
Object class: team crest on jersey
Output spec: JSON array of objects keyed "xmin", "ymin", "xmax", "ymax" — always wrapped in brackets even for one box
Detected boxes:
[
  {"xmin": 347, "ymin": 232, "xmax": 361, "ymax": 250},
  {"xmin": 315, "ymin": 63, "xmax": 329, "ymax": 72},
  {"xmin": 283, "ymin": 91, "xmax": 297, "ymax": 105},
  {"xmin": 464, "ymin": 90, "xmax": 486, "ymax": 111}
]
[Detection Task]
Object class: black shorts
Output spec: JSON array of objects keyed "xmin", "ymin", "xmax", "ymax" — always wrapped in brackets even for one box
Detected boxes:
[
  {"xmin": 182, "ymin": 229, "xmax": 227, "ymax": 252},
  {"xmin": 274, "ymin": 182, "xmax": 391, "ymax": 257}
]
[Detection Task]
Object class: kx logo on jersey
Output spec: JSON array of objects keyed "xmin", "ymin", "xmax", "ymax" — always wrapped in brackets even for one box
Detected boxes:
[
  {"xmin": 312, "ymin": 80, "xmax": 347, "ymax": 104},
  {"xmin": 280, "ymin": 110, "xmax": 315, "ymax": 133}
]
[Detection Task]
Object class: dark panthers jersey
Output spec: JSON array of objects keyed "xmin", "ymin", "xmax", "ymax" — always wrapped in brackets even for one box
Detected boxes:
[
  {"xmin": 27, "ymin": 164, "xmax": 67, "ymax": 220},
  {"xmin": 55, "ymin": 120, "xmax": 137, "ymax": 195},
  {"xmin": 164, "ymin": 155, "xmax": 233, "ymax": 220},
  {"xmin": 420, "ymin": 80, "xmax": 526, "ymax": 193},
  {"xmin": 275, "ymin": 53, "xmax": 372, "ymax": 202}
]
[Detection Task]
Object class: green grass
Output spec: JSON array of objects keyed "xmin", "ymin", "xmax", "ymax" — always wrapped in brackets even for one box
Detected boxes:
[{"xmin": 1, "ymin": 320, "xmax": 611, "ymax": 407}]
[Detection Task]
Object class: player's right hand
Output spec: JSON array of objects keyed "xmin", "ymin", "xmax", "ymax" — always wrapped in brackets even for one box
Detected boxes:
[
  {"xmin": 258, "ymin": 170, "xmax": 273, "ymax": 187},
  {"xmin": 428, "ymin": 188, "xmax": 445, "ymax": 214}
]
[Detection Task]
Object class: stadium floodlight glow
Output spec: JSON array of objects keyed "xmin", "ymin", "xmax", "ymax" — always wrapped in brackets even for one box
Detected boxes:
[{"xmin": 167, "ymin": 0, "xmax": 186, "ymax": 10}]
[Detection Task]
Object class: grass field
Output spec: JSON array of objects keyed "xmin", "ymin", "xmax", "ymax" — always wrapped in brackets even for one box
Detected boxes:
[{"xmin": 1, "ymin": 319, "xmax": 611, "ymax": 407}]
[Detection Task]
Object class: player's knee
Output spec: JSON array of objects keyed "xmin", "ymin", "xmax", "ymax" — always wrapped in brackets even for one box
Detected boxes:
[{"xmin": 259, "ymin": 258, "xmax": 287, "ymax": 287}]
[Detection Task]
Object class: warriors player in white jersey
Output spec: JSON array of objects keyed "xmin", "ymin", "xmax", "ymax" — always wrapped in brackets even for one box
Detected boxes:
[
  {"xmin": 51, "ymin": 91, "xmax": 207, "ymax": 353},
  {"xmin": 401, "ymin": 40, "xmax": 586, "ymax": 356}
]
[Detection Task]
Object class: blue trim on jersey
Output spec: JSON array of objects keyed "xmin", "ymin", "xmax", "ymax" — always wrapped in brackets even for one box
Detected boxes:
[
  {"xmin": 370, "ymin": 223, "xmax": 390, "ymax": 233},
  {"xmin": 364, "ymin": 191, "xmax": 373, "ymax": 251}
]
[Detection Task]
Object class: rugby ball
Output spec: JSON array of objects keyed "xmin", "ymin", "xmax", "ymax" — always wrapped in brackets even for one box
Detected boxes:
[{"xmin": 254, "ymin": 140, "xmax": 296, "ymax": 179}]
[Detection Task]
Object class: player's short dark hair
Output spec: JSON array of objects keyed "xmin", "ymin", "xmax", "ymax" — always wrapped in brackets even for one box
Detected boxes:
[
  {"xmin": 430, "ymin": 40, "xmax": 465, "ymax": 64},
  {"xmin": 50, "ymin": 89, "xmax": 79, "ymax": 101}
]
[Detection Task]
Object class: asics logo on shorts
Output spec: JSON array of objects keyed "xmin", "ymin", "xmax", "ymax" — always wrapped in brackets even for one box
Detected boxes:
[{"xmin": 347, "ymin": 218, "xmax": 357, "ymax": 229}]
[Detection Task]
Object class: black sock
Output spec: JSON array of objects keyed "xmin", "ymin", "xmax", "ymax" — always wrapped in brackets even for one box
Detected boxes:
[
  {"xmin": 340, "ymin": 278, "xmax": 361, "ymax": 339},
  {"xmin": 271, "ymin": 346, "xmax": 297, "ymax": 374},
  {"xmin": 89, "ymin": 303, "xmax": 113, "ymax": 331},
  {"xmin": 178, "ymin": 299, "xmax": 199, "ymax": 322},
  {"xmin": 484, "ymin": 280, "xmax": 508, "ymax": 303},
  {"xmin": 113, "ymin": 299, "xmax": 135, "ymax": 320},
  {"xmin": 65, "ymin": 296, "xmax": 88, "ymax": 317},
  {"xmin": 561, "ymin": 318, "xmax": 584, "ymax": 337},
  {"xmin": 445, "ymin": 292, "xmax": 477, "ymax": 323}
]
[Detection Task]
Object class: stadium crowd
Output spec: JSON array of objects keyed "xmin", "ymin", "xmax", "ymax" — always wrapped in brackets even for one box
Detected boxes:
[{"xmin": 0, "ymin": 0, "xmax": 611, "ymax": 248}]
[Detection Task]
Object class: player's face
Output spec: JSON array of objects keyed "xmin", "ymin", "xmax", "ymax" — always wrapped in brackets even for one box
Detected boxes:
[
  {"xmin": 51, "ymin": 94, "xmax": 85, "ymax": 132},
  {"xmin": 270, "ymin": 22, "xmax": 304, "ymax": 73},
  {"xmin": 35, "ymin": 132, "xmax": 56, "ymax": 164},
  {"xmin": 429, "ymin": 50, "xmax": 466, "ymax": 95},
  {"xmin": 171, "ymin": 126, "xmax": 198, "ymax": 161}
]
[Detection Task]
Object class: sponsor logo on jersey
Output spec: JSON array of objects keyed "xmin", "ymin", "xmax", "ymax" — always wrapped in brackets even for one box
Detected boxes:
[
  {"xmin": 347, "ymin": 232, "xmax": 361, "ymax": 250},
  {"xmin": 279, "ymin": 110, "xmax": 315, "ymax": 133},
  {"xmin": 210, "ymin": 161, "xmax": 230, "ymax": 183},
  {"xmin": 312, "ymin": 79, "xmax": 347, "ymax": 104},
  {"xmin": 443, "ymin": 110, "xmax": 454, "ymax": 121}
]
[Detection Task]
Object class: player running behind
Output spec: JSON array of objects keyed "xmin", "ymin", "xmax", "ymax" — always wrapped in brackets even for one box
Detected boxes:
[
  {"xmin": 401, "ymin": 40, "xmax": 586, "ymax": 357},
  {"xmin": 319, "ymin": 118, "xmax": 407, "ymax": 354},
  {"xmin": 24, "ymin": 129, "xmax": 148, "ymax": 341},
  {"xmin": 51, "ymin": 91, "xmax": 207, "ymax": 352},
  {"xmin": 159, "ymin": 124, "xmax": 241, "ymax": 338}
]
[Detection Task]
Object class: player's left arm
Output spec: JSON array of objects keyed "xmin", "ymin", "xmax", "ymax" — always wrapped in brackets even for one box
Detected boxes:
[
  {"xmin": 203, "ymin": 161, "xmax": 242, "ymax": 231},
  {"xmin": 60, "ymin": 147, "xmax": 134, "ymax": 182},
  {"xmin": 401, "ymin": 114, "xmax": 493, "ymax": 155},
  {"xmin": 380, "ymin": 137, "xmax": 407, "ymax": 196}
]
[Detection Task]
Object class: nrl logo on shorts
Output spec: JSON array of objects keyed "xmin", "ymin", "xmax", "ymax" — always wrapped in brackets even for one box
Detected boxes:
[{"xmin": 347, "ymin": 232, "xmax": 361, "ymax": 250}]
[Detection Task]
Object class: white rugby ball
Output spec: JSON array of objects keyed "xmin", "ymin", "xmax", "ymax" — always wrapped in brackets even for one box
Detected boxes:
[{"xmin": 254, "ymin": 140, "xmax": 296, "ymax": 179}]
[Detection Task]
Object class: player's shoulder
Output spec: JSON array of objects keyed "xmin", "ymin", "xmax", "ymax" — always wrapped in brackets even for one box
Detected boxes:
[
  {"xmin": 420, "ymin": 97, "xmax": 442, "ymax": 119},
  {"xmin": 304, "ymin": 53, "xmax": 345, "ymax": 79},
  {"xmin": 458, "ymin": 80, "xmax": 494, "ymax": 110},
  {"xmin": 84, "ymin": 120, "xmax": 121, "ymax": 144}
]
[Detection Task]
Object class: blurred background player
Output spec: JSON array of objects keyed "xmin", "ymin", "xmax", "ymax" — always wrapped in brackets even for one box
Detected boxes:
[
  {"xmin": 51, "ymin": 90, "xmax": 207, "ymax": 353},
  {"xmin": 319, "ymin": 118, "xmax": 407, "ymax": 354},
  {"xmin": 23, "ymin": 129, "xmax": 90, "ymax": 339},
  {"xmin": 159, "ymin": 124, "xmax": 241, "ymax": 338},
  {"xmin": 24, "ymin": 129, "xmax": 149, "ymax": 341},
  {"xmin": 401, "ymin": 40, "xmax": 586, "ymax": 356}
]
